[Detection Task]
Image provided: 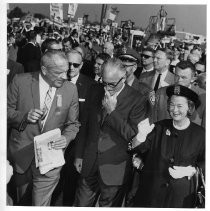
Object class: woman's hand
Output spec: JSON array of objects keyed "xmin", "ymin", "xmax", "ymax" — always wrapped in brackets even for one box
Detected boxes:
[
  {"xmin": 132, "ymin": 154, "xmax": 144, "ymax": 170},
  {"xmin": 169, "ymin": 165, "xmax": 196, "ymax": 180}
]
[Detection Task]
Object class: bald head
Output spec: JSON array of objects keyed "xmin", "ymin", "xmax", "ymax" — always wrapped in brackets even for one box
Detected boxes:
[
  {"xmin": 103, "ymin": 42, "xmax": 114, "ymax": 57},
  {"xmin": 40, "ymin": 51, "xmax": 69, "ymax": 88},
  {"xmin": 41, "ymin": 50, "xmax": 68, "ymax": 68},
  {"xmin": 102, "ymin": 58, "xmax": 126, "ymax": 78},
  {"xmin": 74, "ymin": 46, "xmax": 84, "ymax": 58},
  {"xmin": 66, "ymin": 49, "xmax": 83, "ymax": 62}
]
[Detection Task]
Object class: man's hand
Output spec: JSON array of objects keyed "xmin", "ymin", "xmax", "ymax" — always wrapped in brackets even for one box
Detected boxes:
[
  {"xmin": 27, "ymin": 109, "xmax": 44, "ymax": 123},
  {"xmin": 74, "ymin": 158, "xmax": 83, "ymax": 173},
  {"xmin": 7, "ymin": 160, "xmax": 13, "ymax": 184},
  {"xmin": 102, "ymin": 88, "xmax": 117, "ymax": 114},
  {"xmin": 51, "ymin": 135, "xmax": 67, "ymax": 150}
]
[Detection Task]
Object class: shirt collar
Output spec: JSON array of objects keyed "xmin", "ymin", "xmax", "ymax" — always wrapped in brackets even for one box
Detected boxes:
[{"xmin": 71, "ymin": 74, "xmax": 80, "ymax": 84}]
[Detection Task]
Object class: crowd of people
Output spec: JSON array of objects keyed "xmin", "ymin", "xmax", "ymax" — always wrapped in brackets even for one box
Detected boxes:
[{"xmin": 6, "ymin": 15, "xmax": 206, "ymax": 208}]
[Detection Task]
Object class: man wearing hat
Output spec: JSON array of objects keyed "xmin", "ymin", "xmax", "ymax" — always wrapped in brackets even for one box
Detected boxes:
[
  {"xmin": 118, "ymin": 49, "xmax": 154, "ymax": 123},
  {"xmin": 154, "ymin": 60, "xmax": 205, "ymax": 128}
]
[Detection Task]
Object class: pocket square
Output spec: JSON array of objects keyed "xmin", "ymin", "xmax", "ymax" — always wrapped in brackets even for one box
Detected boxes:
[{"xmin": 79, "ymin": 98, "xmax": 85, "ymax": 102}]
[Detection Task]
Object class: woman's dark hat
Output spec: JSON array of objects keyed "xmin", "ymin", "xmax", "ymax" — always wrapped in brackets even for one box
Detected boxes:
[{"xmin": 166, "ymin": 85, "xmax": 200, "ymax": 108}]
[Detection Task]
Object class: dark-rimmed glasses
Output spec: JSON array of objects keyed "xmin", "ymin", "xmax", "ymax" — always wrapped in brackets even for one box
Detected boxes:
[
  {"xmin": 102, "ymin": 77, "xmax": 124, "ymax": 88},
  {"xmin": 69, "ymin": 62, "xmax": 81, "ymax": 68}
]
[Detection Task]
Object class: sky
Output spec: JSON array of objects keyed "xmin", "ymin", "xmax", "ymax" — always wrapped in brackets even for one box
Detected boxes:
[{"xmin": 8, "ymin": 3, "xmax": 207, "ymax": 36}]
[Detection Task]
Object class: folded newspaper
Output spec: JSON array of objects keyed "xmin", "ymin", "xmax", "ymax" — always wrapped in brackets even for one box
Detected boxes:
[{"xmin": 34, "ymin": 128, "xmax": 65, "ymax": 174}]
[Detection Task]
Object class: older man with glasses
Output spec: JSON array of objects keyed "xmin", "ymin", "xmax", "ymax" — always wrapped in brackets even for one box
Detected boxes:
[{"xmin": 73, "ymin": 58, "xmax": 147, "ymax": 207}]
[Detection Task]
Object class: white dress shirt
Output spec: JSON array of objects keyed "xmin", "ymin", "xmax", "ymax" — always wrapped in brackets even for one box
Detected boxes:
[{"xmin": 152, "ymin": 69, "xmax": 170, "ymax": 89}]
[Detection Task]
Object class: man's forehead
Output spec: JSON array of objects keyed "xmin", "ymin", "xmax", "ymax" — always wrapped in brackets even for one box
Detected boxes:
[
  {"xmin": 155, "ymin": 50, "xmax": 166, "ymax": 56},
  {"xmin": 67, "ymin": 52, "xmax": 82, "ymax": 61},
  {"xmin": 143, "ymin": 50, "xmax": 153, "ymax": 56},
  {"xmin": 175, "ymin": 67, "xmax": 192, "ymax": 76}
]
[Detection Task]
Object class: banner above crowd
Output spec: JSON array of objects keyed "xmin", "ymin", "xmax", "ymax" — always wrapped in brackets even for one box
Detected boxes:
[
  {"xmin": 68, "ymin": 3, "xmax": 78, "ymax": 18},
  {"xmin": 50, "ymin": 3, "xmax": 63, "ymax": 25}
]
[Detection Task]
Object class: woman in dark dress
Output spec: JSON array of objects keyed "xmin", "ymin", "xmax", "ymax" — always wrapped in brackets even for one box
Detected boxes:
[{"xmin": 132, "ymin": 85, "xmax": 205, "ymax": 208}]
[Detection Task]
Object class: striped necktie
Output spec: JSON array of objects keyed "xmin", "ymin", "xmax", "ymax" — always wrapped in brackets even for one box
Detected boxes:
[{"xmin": 41, "ymin": 87, "xmax": 52, "ymax": 125}]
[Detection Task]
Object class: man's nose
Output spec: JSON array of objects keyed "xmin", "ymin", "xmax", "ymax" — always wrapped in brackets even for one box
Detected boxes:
[{"xmin": 60, "ymin": 72, "xmax": 67, "ymax": 79}]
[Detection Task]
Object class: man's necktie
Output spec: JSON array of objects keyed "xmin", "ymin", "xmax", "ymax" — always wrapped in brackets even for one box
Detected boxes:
[
  {"xmin": 154, "ymin": 73, "xmax": 162, "ymax": 92},
  {"xmin": 41, "ymin": 87, "xmax": 52, "ymax": 126}
]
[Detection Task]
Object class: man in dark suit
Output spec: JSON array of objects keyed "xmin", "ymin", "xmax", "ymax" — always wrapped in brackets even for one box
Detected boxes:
[
  {"xmin": 154, "ymin": 60, "xmax": 206, "ymax": 128},
  {"xmin": 139, "ymin": 48, "xmax": 174, "ymax": 91},
  {"xmin": 19, "ymin": 30, "xmax": 42, "ymax": 73},
  {"xmin": 118, "ymin": 49, "xmax": 154, "ymax": 123},
  {"xmin": 57, "ymin": 49, "xmax": 96, "ymax": 206},
  {"xmin": 69, "ymin": 30, "xmax": 79, "ymax": 48},
  {"xmin": 7, "ymin": 51, "xmax": 80, "ymax": 206},
  {"xmin": 73, "ymin": 58, "xmax": 147, "ymax": 207}
]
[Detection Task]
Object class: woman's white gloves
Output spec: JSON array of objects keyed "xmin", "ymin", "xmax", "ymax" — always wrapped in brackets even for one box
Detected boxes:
[
  {"xmin": 132, "ymin": 118, "xmax": 155, "ymax": 148},
  {"xmin": 169, "ymin": 165, "xmax": 196, "ymax": 180}
]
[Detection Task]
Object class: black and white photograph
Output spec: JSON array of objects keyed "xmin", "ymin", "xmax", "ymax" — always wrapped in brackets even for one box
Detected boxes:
[{"xmin": 1, "ymin": 0, "xmax": 207, "ymax": 210}]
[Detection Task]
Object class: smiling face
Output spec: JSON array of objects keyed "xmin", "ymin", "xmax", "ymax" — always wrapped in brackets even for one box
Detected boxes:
[{"xmin": 168, "ymin": 95, "xmax": 189, "ymax": 123}]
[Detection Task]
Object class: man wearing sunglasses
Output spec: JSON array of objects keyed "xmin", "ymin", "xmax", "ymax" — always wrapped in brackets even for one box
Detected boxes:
[
  {"xmin": 74, "ymin": 58, "xmax": 147, "ymax": 207},
  {"xmin": 60, "ymin": 49, "xmax": 96, "ymax": 205},
  {"xmin": 140, "ymin": 47, "xmax": 154, "ymax": 74}
]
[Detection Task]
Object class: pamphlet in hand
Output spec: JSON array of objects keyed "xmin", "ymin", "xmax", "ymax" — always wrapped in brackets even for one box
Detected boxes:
[{"xmin": 34, "ymin": 128, "xmax": 65, "ymax": 174}]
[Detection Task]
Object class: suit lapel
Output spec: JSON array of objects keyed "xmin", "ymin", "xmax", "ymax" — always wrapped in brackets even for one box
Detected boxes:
[
  {"xmin": 31, "ymin": 73, "xmax": 40, "ymax": 109},
  {"xmin": 31, "ymin": 73, "xmax": 41, "ymax": 130},
  {"xmin": 164, "ymin": 71, "xmax": 174, "ymax": 85}
]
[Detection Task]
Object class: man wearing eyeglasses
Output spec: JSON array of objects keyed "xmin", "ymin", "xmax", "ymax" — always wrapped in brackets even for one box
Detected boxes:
[
  {"xmin": 7, "ymin": 51, "xmax": 80, "ymax": 206},
  {"xmin": 73, "ymin": 58, "xmax": 147, "ymax": 207},
  {"xmin": 59, "ymin": 50, "xmax": 96, "ymax": 206}
]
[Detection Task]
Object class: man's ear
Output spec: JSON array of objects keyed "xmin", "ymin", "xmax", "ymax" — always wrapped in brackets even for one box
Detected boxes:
[
  {"xmin": 41, "ymin": 66, "xmax": 47, "ymax": 75},
  {"xmin": 133, "ymin": 63, "xmax": 137, "ymax": 72},
  {"xmin": 79, "ymin": 61, "xmax": 84, "ymax": 70}
]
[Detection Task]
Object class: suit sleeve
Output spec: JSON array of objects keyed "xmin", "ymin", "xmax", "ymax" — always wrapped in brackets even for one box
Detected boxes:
[
  {"xmin": 7, "ymin": 74, "xmax": 28, "ymax": 131},
  {"xmin": 62, "ymin": 86, "xmax": 80, "ymax": 146},
  {"xmin": 105, "ymin": 94, "xmax": 147, "ymax": 141}
]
